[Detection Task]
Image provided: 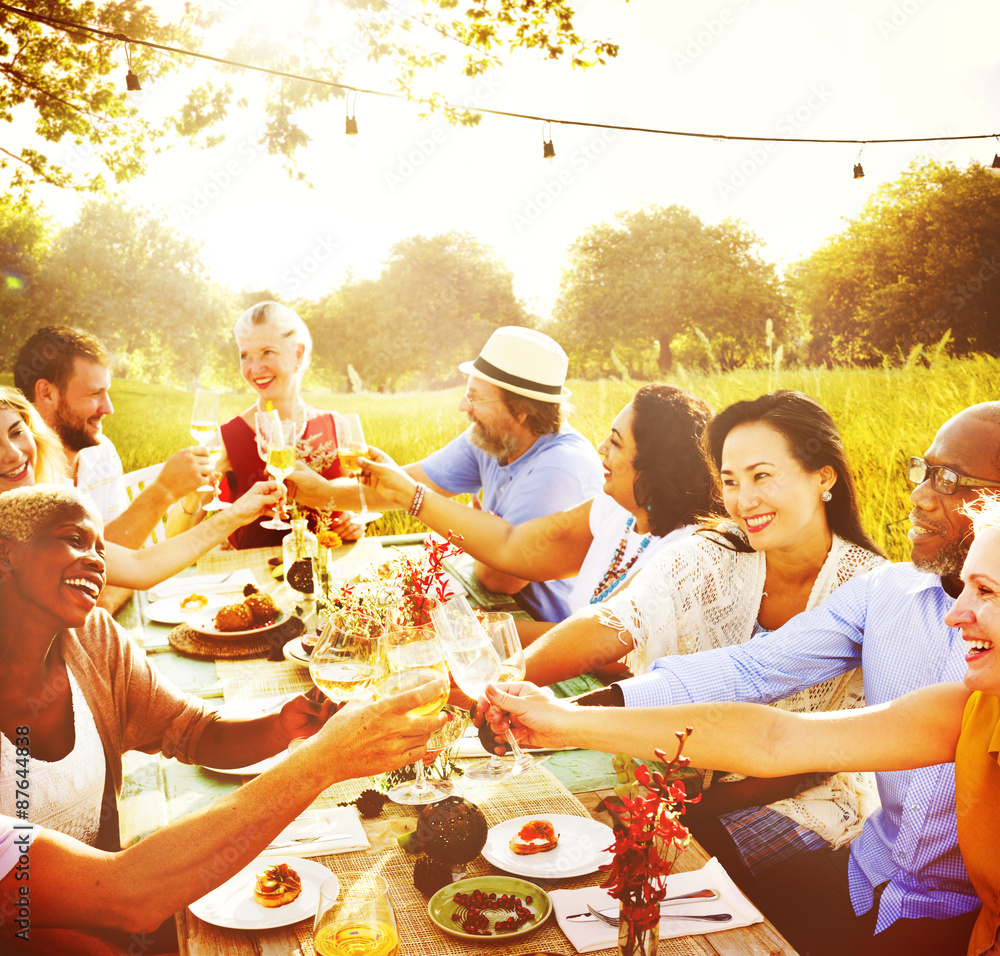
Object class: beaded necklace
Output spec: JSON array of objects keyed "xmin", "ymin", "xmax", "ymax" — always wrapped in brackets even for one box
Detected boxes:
[{"xmin": 590, "ymin": 515, "xmax": 653, "ymax": 604}]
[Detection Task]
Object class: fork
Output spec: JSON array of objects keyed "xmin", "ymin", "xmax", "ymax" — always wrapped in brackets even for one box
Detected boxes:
[{"xmin": 586, "ymin": 905, "xmax": 733, "ymax": 927}]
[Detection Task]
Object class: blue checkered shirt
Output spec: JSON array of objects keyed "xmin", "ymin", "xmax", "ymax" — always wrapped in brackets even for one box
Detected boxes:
[{"xmin": 619, "ymin": 562, "xmax": 979, "ymax": 932}]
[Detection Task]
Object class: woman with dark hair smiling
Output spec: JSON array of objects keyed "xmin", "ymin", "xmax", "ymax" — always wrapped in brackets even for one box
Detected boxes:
[
  {"xmin": 503, "ymin": 390, "xmax": 887, "ymax": 882},
  {"xmin": 363, "ymin": 384, "xmax": 714, "ymax": 648}
]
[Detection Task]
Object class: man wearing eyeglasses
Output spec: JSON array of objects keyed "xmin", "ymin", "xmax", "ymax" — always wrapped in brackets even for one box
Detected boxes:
[{"xmin": 580, "ymin": 402, "xmax": 1000, "ymax": 956}]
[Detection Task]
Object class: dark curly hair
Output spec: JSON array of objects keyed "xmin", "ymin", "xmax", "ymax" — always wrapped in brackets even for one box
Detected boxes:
[
  {"xmin": 702, "ymin": 390, "xmax": 883, "ymax": 556},
  {"xmin": 629, "ymin": 384, "xmax": 715, "ymax": 536}
]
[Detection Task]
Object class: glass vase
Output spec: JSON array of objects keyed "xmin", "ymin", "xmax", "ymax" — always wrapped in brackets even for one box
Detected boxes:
[
  {"xmin": 283, "ymin": 517, "xmax": 318, "ymax": 629},
  {"xmin": 617, "ymin": 902, "xmax": 659, "ymax": 956}
]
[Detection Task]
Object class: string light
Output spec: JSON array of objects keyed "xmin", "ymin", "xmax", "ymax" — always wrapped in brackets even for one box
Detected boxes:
[
  {"xmin": 2, "ymin": 2, "xmax": 998, "ymax": 158},
  {"xmin": 124, "ymin": 41, "xmax": 140, "ymax": 91},
  {"xmin": 345, "ymin": 90, "xmax": 358, "ymax": 135},
  {"xmin": 853, "ymin": 145, "xmax": 865, "ymax": 180},
  {"xmin": 542, "ymin": 121, "xmax": 555, "ymax": 159}
]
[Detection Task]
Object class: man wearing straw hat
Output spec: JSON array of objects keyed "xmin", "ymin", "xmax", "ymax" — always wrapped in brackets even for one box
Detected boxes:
[{"xmin": 293, "ymin": 327, "xmax": 603, "ymax": 622}]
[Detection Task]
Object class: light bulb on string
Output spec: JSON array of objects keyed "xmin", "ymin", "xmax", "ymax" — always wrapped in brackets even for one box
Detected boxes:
[
  {"xmin": 542, "ymin": 121, "xmax": 555, "ymax": 159},
  {"xmin": 345, "ymin": 90, "xmax": 358, "ymax": 136},
  {"xmin": 124, "ymin": 41, "xmax": 141, "ymax": 90},
  {"xmin": 853, "ymin": 144, "xmax": 866, "ymax": 180}
]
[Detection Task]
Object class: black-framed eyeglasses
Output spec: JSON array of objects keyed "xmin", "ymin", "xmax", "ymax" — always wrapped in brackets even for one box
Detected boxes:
[{"xmin": 907, "ymin": 456, "xmax": 1000, "ymax": 496}]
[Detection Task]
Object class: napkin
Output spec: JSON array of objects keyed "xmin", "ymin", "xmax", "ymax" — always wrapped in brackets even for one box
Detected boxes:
[
  {"xmin": 259, "ymin": 806, "xmax": 369, "ymax": 858},
  {"xmin": 551, "ymin": 857, "xmax": 763, "ymax": 953},
  {"xmin": 148, "ymin": 570, "xmax": 258, "ymax": 603}
]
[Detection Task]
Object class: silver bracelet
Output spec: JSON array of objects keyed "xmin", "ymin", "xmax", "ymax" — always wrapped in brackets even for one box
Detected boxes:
[{"xmin": 407, "ymin": 483, "xmax": 426, "ymax": 517}]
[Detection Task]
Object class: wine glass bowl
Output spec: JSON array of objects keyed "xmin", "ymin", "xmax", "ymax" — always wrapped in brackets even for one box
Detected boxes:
[
  {"xmin": 338, "ymin": 412, "xmax": 382, "ymax": 525},
  {"xmin": 309, "ymin": 613, "xmax": 378, "ymax": 704},
  {"xmin": 374, "ymin": 626, "xmax": 453, "ymax": 805},
  {"xmin": 190, "ymin": 389, "xmax": 221, "ymax": 494}
]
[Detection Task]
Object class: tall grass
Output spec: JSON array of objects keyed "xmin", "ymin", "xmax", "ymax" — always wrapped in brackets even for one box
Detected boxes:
[{"xmin": 5, "ymin": 354, "xmax": 997, "ymax": 561}]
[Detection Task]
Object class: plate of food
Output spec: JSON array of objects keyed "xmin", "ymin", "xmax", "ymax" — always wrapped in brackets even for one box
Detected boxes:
[
  {"xmin": 482, "ymin": 815, "xmax": 614, "ymax": 880},
  {"xmin": 189, "ymin": 591, "xmax": 288, "ymax": 640},
  {"xmin": 144, "ymin": 592, "xmax": 223, "ymax": 625},
  {"xmin": 428, "ymin": 876, "xmax": 551, "ymax": 940},
  {"xmin": 188, "ymin": 856, "xmax": 330, "ymax": 930}
]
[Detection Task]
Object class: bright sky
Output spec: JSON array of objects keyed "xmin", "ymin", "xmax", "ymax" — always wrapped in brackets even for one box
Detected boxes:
[{"xmin": 28, "ymin": 0, "xmax": 1000, "ymax": 317}]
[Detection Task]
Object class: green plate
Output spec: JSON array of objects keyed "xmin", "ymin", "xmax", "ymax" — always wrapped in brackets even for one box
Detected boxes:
[{"xmin": 428, "ymin": 876, "xmax": 551, "ymax": 941}]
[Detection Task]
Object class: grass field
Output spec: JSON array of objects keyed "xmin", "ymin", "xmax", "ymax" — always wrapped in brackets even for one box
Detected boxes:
[{"xmin": 4, "ymin": 352, "xmax": 997, "ymax": 562}]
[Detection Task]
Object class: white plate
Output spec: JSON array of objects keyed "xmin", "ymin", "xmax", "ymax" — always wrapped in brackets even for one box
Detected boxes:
[
  {"xmin": 144, "ymin": 594, "xmax": 224, "ymax": 625},
  {"xmin": 482, "ymin": 814, "xmax": 615, "ymax": 879},
  {"xmin": 282, "ymin": 637, "xmax": 312, "ymax": 667},
  {"xmin": 188, "ymin": 855, "xmax": 331, "ymax": 929},
  {"xmin": 189, "ymin": 607, "xmax": 290, "ymax": 640}
]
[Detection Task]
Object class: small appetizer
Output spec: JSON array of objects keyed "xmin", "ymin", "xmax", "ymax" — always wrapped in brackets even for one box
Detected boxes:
[
  {"xmin": 509, "ymin": 819, "xmax": 559, "ymax": 855},
  {"xmin": 253, "ymin": 863, "xmax": 302, "ymax": 908}
]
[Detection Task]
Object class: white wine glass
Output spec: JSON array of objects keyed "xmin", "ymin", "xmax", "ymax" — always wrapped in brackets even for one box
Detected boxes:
[
  {"xmin": 313, "ymin": 873, "xmax": 398, "ymax": 956},
  {"xmin": 339, "ymin": 412, "xmax": 382, "ymax": 525},
  {"xmin": 431, "ymin": 596, "xmax": 535, "ymax": 779},
  {"xmin": 201, "ymin": 431, "xmax": 229, "ymax": 512},
  {"xmin": 255, "ymin": 412, "xmax": 294, "ymax": 530},
  {"xmin": 373, "ymin": 626, "xmax": 452, "ymax": 805},
  {"xmin": 309, "ymin": 612, "xmax": 379, "ymax": 704},
  {"xmin": 190, "ymin": 389, "xmax": 220, "ymax": 494}
]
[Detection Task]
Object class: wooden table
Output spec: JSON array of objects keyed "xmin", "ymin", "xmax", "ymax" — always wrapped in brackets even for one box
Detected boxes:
[{"xmin": 117, "ymin": 541, "xmax": 798, "ymax": 956}]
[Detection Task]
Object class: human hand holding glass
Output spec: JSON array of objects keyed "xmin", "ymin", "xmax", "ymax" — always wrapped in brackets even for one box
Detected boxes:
[
  {"xmin": 190, "ymin": 389, "xmax": 220, "ymax": 494},
  {"xmin": 313, "ymin": 873, "xmax": 398, "ymax": 956},
  {"xmin": 430, "ymin": 597, "xmax": 535, "ymax": 779},
  {"xmin": 373, "ymin": 626, "xmax": 452, "ymax": 805}
]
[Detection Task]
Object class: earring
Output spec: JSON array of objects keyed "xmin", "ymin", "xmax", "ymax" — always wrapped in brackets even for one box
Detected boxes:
[{"xmin": 821, "ymin": 490, "xmax": 832, "ymax": 502}]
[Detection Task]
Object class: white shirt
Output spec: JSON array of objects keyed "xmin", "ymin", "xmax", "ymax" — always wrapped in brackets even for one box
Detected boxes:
[{"xmin": 76, "ymin": 437, "xmax": 127, "ymax": 524}]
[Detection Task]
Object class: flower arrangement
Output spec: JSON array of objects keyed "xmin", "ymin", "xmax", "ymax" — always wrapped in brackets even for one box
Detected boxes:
[
  {"xmin": 599, "ymin": 730, "xmax": 696, "ymax": 956},
  {"xmin": 382, "ymin": 533, "xmax": 464, "ymax": 627}
]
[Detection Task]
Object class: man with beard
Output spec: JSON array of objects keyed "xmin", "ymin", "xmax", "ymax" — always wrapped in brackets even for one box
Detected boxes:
[
  {"xmin": 14, "ymin": 326, "xmax": 209, "ymax": 609},
  {"xmin": 559, "ymin": 402, "xmax": 1000, "ymax": 955},
  {"xmin": 293, "ymin": 327, "xmax": 602, "ymax": 621}
]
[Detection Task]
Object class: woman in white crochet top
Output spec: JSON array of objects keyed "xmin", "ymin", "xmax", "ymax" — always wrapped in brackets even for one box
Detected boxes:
[
  {"xmin": 518, "ymin": 390, "xmax": 887, "ymax": 882},
  {"xmin": 363, "ymin": 384, "xmax": 716, "ymax": 655}
]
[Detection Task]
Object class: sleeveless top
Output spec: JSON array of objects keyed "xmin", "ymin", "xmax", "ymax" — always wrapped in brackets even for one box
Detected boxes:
[
  {"xmin": 221, "ymin": 408, "xmax": 346, "ymax": 549},
  {"xmin": 0, "ymin": 669, "xmax": 105, "ymax": 845}
]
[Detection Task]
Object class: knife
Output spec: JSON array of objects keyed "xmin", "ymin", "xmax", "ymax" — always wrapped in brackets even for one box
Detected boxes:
[{"xmin": 564, "ymin": 888, "xmax": 719, "ymax": 921}]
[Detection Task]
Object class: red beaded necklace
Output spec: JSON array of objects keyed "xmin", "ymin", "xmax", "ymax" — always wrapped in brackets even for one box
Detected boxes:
[{"xmin": 590, "ymin": 515, "xmax": 653, "ymax": 604}]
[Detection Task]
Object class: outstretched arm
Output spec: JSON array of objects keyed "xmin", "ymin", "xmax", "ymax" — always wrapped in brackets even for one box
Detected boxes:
[
  {"xmin": 483, "ymin": 680, "xmax": 969, "ymax": 774},
  {"xmin": 105, "ymin": 481, "xmax": 281, "ymax": 589},
  {"xmin": 522, "ymin": 606, "xmax": 633, "ymax": 685},
  {"xmin": 2, "ymin": 681, "xmax": 448, "ymax": 937}
]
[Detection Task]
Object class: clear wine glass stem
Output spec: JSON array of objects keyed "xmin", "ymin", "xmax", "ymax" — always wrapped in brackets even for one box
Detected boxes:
[{"xmin": 357, "ymin": 477, "xmax": 368, "ymax": 514}]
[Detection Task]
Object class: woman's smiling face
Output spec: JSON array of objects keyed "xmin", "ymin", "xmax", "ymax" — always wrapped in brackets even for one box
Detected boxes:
[
  {"xmin": 237, "ymin": 325, "xmax": 304, "ymax": 403},
  {"xmin": 596, "ymin": 403, "xmax": 639, "ymax": 514},
  {"xmin": 0, "ymin": 407, "xmax": 37, "ymax": 491},
  {"xmin": 720, "ymin": 421, "xmax": 834, "ymax": 553}
]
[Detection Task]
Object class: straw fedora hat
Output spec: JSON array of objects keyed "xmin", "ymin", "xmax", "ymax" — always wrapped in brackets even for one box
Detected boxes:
[{"xmin": 459, "ymin": 327, "xmax": 571, "ymax": 403}]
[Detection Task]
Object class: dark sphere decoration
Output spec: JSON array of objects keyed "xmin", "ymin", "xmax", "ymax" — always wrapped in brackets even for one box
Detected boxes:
[
  {"xmin": 286, "ymin": 558, "xmax": 315, "ymax": 593},
  {"xmin": 413, "ymin": 855, "xmax": 453, "ymax": 897},
  {"xmin": 414, "ymin": 796, "xmax": 488, "ymax": 865}
]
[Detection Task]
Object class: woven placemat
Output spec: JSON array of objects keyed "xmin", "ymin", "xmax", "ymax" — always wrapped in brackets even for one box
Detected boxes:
[{"xmin": 168, "ymin": 616, "xmax": 304, "ymax": 660}]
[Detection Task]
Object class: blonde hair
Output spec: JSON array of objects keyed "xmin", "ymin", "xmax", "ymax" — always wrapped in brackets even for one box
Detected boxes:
[
  {"xmin": 233, "ymin": 301, "xmax": 312, "ymax": 382},
  {"xmin": 0, "ymin": 485, "xmax": 92, "ymax": 545},
  {"xmin": 964, "ymin": 493, "xmax": 1000, "ymax": 535},
  {"xmin": 0, "ymin": 386, "xmax": 69, "ymax": 484}
]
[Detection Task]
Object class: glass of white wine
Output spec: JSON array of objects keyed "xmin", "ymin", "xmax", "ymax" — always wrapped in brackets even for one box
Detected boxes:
[
  {"xmin": 255, "ymin": 412, "xmax": 295, "ymax": 530},
  {"xmin": 430, "ymin": 597, "xmax": 535, "ymax": 779},
  {"xmin": 309, "ymin": 613, "xmax": 379, "ymax": 704},
  {"xmin": 373, "ymin": 626, "xmax": 452, "ymax": 805},
  {"xmin": 313, "ymin": 873, "xmax": 398, "ymax": 956},
  {"xmin": 189, "ymin": 389, "xmax": 220, "ymax": 494},
  {"xmin": 338, "ymin": 412, "xmax": 381, "ymax": 525},
  {"xmin": 201, "ymin": 431, "xmax": 229, "ymax": 512}
]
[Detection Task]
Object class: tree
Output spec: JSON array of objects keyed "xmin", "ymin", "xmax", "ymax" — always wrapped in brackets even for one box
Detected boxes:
[
  {"xmin": 1, "ymin": 1, "xmax": 618, "ymax": 194},
  {"xmin": 788, "ymin": 159, "xmax": 1000, "ymax": 364},
  {"xmin": 25, "ymin": 196, "xmax": 233, "ymax": 384},
  {"xmin": 0, "ymin": 194, "xmax": 52, "ymax": 360},
  {"xmin": 300, "ymin": 232, "xmax": 533, "ymax": 391},
  {"xmin": 551, "ymin": 205, "xmax": 790, "ymax": 373}
]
